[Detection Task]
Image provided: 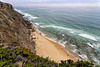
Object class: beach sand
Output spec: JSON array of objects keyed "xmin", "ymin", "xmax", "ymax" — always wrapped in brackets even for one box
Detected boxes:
[{"xmin": 31, "ymin": 29, "xmax": 78, "ymax": 63}]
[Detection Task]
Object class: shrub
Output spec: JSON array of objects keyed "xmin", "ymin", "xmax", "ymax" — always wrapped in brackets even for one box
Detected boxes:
[
  {"xmin": 23, "ymin": 63, "xmax": 33, "ymax": 67},
  {"xmin": 0, "ymin": 48, "xmax": 17, "ymax": 67},
  {"xmin": 67, "ymin": 59, "xmax": 74, "ymax": 64},
  {"xmin": 32, "ymin": 29, "xmax": 35, "ymax": 32},
  {"xmin": 0, "ymin": 48, "xmax": 95, "ymax": 67},
  {"xmin": 15, "ymin": 48, "xmax": 33, "ymax": 59}
]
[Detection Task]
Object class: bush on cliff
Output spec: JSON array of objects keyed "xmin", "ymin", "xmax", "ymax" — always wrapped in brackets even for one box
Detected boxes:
[{"xmin": 0, "ymin": 48, "xmax": 95, "ymax": 67}]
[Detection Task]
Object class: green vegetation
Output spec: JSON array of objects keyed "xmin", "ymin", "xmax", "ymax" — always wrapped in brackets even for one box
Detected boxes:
[
  {"xmin": 59, "ymin": 60, "xmax": 94, "ymax": 67},
  {"xmin": 32, "ymin": 29, "xmax": 35, "ymax": 32},
  {"xmin": 23, "ymin": 63, "xmax": 33, "ymax": 67},
  {"xmin": 0, "ymin": 48, "xmax": 96, "ymax": 67},
  {"xmin": 16, "ymin": 48, "xmax": 33, "ymax": 59},
  {"xmin": 0, "ymin": 48, "xmax": 17, "ymax": 67}
]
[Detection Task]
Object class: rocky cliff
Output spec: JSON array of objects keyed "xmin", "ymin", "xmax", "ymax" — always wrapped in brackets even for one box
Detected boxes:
[{"xmin": 0, "ymin": 1, "xmax": 35, "ymax": 52}]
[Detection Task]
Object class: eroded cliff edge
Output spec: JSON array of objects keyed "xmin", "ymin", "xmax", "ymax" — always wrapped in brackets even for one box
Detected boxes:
[{"xmin": 0, "ymin": 1, "xmax": 35, "ymax": 52}]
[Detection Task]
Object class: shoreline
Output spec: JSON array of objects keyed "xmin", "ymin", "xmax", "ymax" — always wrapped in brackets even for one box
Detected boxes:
[{"xmin": 31, "ymin": 25, "xmax": 80, "ymax": 63}]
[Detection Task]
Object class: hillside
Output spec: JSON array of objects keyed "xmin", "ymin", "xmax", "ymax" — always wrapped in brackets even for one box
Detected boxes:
[{"xmin": 0, "ymin": 1, "xmax": 35, "ymax": 52}]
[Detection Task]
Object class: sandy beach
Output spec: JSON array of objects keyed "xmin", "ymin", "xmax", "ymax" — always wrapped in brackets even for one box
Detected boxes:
[{"xmin": 31, "ymin": 29, "xmax": 78, "ymax": 63}]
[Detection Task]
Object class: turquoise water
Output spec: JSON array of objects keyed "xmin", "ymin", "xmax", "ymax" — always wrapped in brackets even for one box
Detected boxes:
[{"xmin": 16, "ymin": 6, "xmax": 100, "ymax": 65}]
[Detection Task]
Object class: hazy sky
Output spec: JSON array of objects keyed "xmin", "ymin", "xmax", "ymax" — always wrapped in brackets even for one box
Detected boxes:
[{"xmin": 1, "ymin": 0, "xmax": 100, "ymax": 7}]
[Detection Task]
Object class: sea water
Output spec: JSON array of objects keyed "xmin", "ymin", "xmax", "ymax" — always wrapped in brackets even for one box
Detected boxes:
[{"xmin": 15, "ymin": 6, "xmax": 100, "ymax": 65}]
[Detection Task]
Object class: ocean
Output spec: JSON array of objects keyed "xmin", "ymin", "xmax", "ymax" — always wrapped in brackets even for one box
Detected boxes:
[{"xmin": 15, "ymin": 6, "xmax": 100, "ymax": 65}]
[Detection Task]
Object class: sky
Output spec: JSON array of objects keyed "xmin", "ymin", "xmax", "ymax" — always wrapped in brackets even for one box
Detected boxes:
[{"xmin": 1, "ymin": 0, "xmax": 100, "ymax": 7}]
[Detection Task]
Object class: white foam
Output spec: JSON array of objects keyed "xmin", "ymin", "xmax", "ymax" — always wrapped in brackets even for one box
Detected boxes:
[
  {"xmin": 34, "ymin": 23, "xmax": 39, "ymax": 26},
  {"xmin": 40, "ymin": 25, "xmax": 98, "ymax": 41},
  {"xmin": 78, "ymin": 54, "xmax": 88, "ymax": 61},
  {"xmin": 72, "ymin": 49, "xmax": 78, "ymax": 53},
  {"xmin": 87, "ymin": 42, "xmax": 94, "ymax": 48},
  {"xmin": 39, "ymin": 25, "xmax": 76, "ymax": 33},
  {"xmin": 40, "ymin": 26, "xmax": 44, "ymax": 28},
  {"xmin": 35, "ymin": 29, "xmax": 66, "ymax": 47},
  {"xmin": 15, "ymin": 9, "xmax": 38, "ymax": 20},
  {"xmin": 58, "ymin": 41, "xmax": 67, "ymax": 47},
  {"xmin": 78, "ymin": 34, "xmax": 97, "ymax": 41},
  {"xmin": 46, "ymin": 37, "xmax": 57, "ymax": 43},
  {"xmin": 39, "ymin": 25, "xmax": 85, "ymax": 35},
  {"xmin": 70, "ymin": 31, "xmax": 75, "ymax": 34},
  {"xmin": 71, "ymin": 44, "xmax": 78, "ymax": 53},
  {"xmin": 92, "ymin": 43, "xmax": 100, "ymax": 49},
  {"xmin": 87, "ymin": 42, "xmax": 100, "ymax": 49},
  {"xmin": 36, "ymin": 28, "xmax": 46, "ymax": 37},
  {"xmin": 40, "ymin": 25, "xmax": 98, "ymax": 42},
  {"xmin": 93, "ymin": 57, "xmax": 100, "ymax": 65},
  {"xmin": 62, "ymin": 34, "xmax": 65, "ymax": 36}
]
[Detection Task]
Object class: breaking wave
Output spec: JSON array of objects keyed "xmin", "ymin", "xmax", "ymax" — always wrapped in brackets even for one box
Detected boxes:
[
  {"xmin": 15, "ymin": 9, "xmax": 38, "ymax": 20},
  {"xmin": 40, "ymin": 25, "xmax": 97, "ymax": 41}
]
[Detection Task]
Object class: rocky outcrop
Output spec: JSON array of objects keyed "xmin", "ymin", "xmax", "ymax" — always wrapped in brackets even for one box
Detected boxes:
[
  {"xmin": 0, "ymin": 1, "xmax": 35, "ymax": 52},
  {"xmin": 0, "ymin": 1, "xmax": 13, "ymax": 9}
]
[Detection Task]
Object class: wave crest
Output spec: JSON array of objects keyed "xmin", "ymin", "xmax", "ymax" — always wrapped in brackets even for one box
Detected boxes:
[
  {"xmin": 15, "ymin": 9, "xmax": 38, "ymax": 20},
  {"xmin": 40, "ymin": 25, "xmax": 97, "ymax": 41},
  {"xmin": 78, "ymin": 34, "xmax": 97, "ymax": 41}
]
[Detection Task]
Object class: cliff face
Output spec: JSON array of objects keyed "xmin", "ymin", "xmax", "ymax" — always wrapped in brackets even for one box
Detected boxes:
[
  {"xmin": 0, "ymin": 2, "xmax": 13, "ymax": 9},
  {"xmin": 0, "ymin": 2, "xmax": 35, "ymax": 52}
]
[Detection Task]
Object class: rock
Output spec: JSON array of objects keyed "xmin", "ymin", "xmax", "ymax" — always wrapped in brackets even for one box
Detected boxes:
[
  {"xmin": 0, "ymin": 1, "xmax": 13, "ymax": 10},
  {"xmin": 15, "ymin": 55, "xmax": 26, "ymax": 62},
  {"xmin": 15, "ymin": 61, "xmax": 23, "ymax": 67},
  {"xmin": 0, "ymin": 1, "xmax": 35, "ymax": 53}
]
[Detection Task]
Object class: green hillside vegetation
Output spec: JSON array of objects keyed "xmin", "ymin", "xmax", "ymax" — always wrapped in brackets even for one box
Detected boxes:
[{"xmin": 0, "ymin": 48, "xmax": 95, "ymax": 67}]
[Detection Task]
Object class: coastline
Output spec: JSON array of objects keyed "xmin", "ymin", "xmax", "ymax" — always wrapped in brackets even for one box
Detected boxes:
[
  {"xmin": 31, "ymin": 25, "xmax": 79, "ymax": 63},
  {"xmin": 15, "ymin": 8, "xmax": 100, "ymax": 65}
]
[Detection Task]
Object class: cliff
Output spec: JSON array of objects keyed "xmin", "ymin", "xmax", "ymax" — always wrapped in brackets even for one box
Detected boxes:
[{"xmin": 0, "ymin": 1, "xmax": 35, "ymax": 52}]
